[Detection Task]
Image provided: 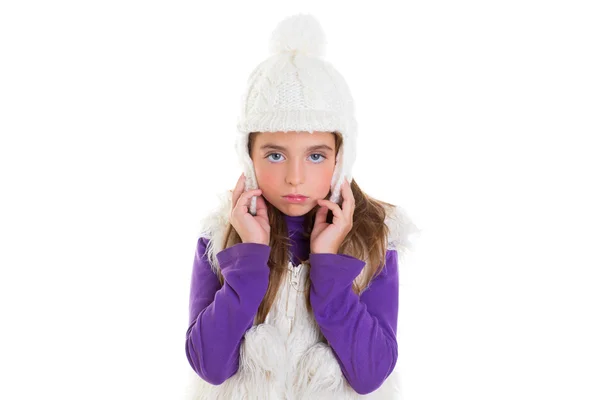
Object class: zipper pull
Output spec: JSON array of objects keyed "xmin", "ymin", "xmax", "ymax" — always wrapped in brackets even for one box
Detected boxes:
[{"xmin": 291, "ymin": 264, "xmax": 302, "ymax": 289}]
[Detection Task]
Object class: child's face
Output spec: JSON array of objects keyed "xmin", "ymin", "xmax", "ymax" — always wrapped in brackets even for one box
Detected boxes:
[{"xmin": 250, "ymin": 130, "xmax": 336, "ymax": 216}]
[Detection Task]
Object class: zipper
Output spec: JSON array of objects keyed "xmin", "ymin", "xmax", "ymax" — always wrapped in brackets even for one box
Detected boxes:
[
  {"xmin": 286, "ymin": 262, "xmax": 303, "ymax": 333},
  {"xmin": 290, "ymin": 263, "xmax": 302, "ymax": 289}
]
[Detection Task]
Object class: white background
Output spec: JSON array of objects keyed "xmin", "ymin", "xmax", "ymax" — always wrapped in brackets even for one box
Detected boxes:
[{"xmin": 1, "ymin": 1, "xmax": 599, "ymax": 399}]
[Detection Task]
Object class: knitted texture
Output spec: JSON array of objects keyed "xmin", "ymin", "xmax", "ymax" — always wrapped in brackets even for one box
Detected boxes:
[{"xmin": 234, "ymin": 13, "xmax": 358, "ymax": 215}]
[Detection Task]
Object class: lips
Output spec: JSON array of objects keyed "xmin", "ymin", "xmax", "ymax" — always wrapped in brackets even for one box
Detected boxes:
[{"xmin": 284, "ymin": 195, "xmax": 307, "ymax": 199}]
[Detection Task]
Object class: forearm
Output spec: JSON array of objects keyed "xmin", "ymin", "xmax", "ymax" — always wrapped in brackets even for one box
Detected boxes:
[
  {"xmin": 309, "ymin": 252, "xmax": 398, "ymax": 395},
  {"xmin": 186, "ymin": 242, "xmax": 270, "ymax": 385}
]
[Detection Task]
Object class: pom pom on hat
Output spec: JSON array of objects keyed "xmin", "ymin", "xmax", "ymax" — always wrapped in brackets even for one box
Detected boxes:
[
  {"xmin": 268, "ymin": 13, "xmax": 327, "ymax": 57},
  {"xmin": 238, "ymin": 13, "xmax": 357, "ymax": 215}
]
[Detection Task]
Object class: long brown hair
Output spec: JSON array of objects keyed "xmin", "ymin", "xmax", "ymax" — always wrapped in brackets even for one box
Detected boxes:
[{"xmin": 216, "ymin": 131, "xmax": 397, "ymax": 324}]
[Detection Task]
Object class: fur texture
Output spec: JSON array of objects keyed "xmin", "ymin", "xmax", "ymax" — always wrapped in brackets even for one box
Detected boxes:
[
  {"xmin": 197, "ymin": 190, "xmax": 420, "ymax": 276},
  {"xmin": 185, "ymin": 191, "xmax": 420, "ymax": 399}
]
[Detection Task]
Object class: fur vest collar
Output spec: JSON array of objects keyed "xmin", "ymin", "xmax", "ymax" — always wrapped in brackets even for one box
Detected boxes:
[{"xmin": 185, "ymin": 191, "xmax": 420, "ymax": 399}]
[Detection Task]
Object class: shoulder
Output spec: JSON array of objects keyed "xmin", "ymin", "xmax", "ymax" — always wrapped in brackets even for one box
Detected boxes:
[
  {"xmin": 197, "ymin": 190, "xmax": 233, "ymax": 240},
  {"xmin": 194, "ymin": 190, "xmax": 234, "ymax": 275},
  {"xmin": 382, "ymin": 203, "xmax": 421, "ymax": 258}
]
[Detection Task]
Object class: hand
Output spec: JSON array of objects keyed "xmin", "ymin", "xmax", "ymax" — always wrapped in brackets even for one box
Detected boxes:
[
  {"xmin": 229, "ymin": 173, "xmax": 271, "ymax": 246},
  {"xmin": 310, "ymin": 178, "xmax": 355, "ymax": 254}
]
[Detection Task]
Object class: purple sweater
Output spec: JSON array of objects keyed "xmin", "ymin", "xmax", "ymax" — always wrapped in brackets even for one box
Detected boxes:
[{"xmin": 185, "ymin": 214, "xmax": 399, "ymax": 395}]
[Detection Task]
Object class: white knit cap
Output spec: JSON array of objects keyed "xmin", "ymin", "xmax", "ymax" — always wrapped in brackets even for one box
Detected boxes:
[{"xmin": 235, "ymin": 13, "xmax": 358, "ymax": 216}]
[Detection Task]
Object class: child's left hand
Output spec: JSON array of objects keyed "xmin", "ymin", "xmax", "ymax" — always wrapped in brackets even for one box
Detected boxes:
[{"xmin": 311, "ymin": 178, "xmax": 355, "ymax": 254}]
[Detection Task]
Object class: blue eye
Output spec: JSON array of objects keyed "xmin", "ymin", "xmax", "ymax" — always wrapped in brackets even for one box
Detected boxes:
[
  {"xmin": 266, "ymin": 153, "xmax": 326, "ymax": 164},
  {"xmin": 267, "ymin": 153, "xmax": 283, "ymax": 162},
  {"xmin": 310, "ymin": 154, "xmax": 325, "ymax": 162}
]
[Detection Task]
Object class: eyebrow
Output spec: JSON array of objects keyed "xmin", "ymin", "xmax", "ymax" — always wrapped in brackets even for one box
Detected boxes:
[{"xmin": 259, "ymin": 143, "xmax": 334, "ymax": 152}]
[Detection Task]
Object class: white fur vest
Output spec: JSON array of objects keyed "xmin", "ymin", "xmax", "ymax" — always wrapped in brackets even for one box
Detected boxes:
[{"xmin": 184, "ymin": 191, "xmax": 420, "ymax": 399}]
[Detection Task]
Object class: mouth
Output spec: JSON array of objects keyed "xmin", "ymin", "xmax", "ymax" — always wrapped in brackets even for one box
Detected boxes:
[{"xmin": 283, "ymin": 195, "xmax": 309, "ymax": 203}]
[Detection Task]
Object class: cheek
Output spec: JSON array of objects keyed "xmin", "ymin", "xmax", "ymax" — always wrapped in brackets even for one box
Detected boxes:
[
  {"xmin": 315, "ymin": 165, "xmax": 334, "ymax": 193},
  {"xmin": 254, "ymin": 160, "xmax": 334, "ymax": 195},
  {"xmin": 254, "ymin": 164, "xmax": 278, "ymax": 190},
  {"xmin": 318, "ymin": 175, "xmax": 332, "ymax": 191}
]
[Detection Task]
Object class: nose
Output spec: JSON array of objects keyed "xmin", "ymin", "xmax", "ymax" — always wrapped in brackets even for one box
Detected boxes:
[{"xmin": 285, "ymin": 158, "xmax": 305, "ymax": 186}]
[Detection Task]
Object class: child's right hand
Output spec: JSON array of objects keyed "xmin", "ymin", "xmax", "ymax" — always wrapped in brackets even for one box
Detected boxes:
[{"xmin": 229, "ymin": 173, "xmax": 271, "ymax": 246}]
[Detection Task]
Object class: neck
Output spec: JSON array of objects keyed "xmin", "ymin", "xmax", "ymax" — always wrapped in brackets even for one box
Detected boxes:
[{"xmin": 284, "ymin": 213, "xmax": 306, "ymax": 233}]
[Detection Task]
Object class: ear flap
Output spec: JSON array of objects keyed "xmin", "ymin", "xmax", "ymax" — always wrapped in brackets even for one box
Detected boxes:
[
  {"xmin": 235, "ymin": 132, "xmax": 260, "ymax": 216},
  {"xmin": 245, "ymin": 163, "xmax": 259, "ymax": 216},
  {"xmin": 329, "ymin": 141, "xmax": 345, "ymax": 205}
]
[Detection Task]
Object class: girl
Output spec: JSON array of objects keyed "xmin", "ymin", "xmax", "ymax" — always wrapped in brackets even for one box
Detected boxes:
[{"xmin": 185, "ymin": 13, "xmax": 420, "ymax": 400}]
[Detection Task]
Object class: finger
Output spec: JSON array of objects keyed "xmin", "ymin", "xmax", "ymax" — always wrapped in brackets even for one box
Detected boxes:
[
  {"xmin": 314, "ymin": 201, "xmax": 328, "ymax": 226},
  {"xmin": 232, "ymin": 173, "xmax": 244, "ymax": 198},
  {"xmin": 341, "ymin": 179, "xmax": 355, "ymax": 221},
  {"xmin": 237, "ymin": 188, "xmax": 261, "ymax": 206},
  {"xmin": 231, "ymin": 173, "xmax": 245, "ymax": 210},
  {"xmin": 235, "ymin": 189, "xmax": 262, "ymax": 213},
  {"xmin": 317, "ymin": 199, "xmax": 344, "ymax": 222},
  {"xmin": 255, "ymin": 195, "xmax": 268, "ymax": 217}
]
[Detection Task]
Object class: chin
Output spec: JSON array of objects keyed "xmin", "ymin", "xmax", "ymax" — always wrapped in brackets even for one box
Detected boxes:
[{"xmin": 280, "ymin": 201, "xmax": 313, "ymax": 214}]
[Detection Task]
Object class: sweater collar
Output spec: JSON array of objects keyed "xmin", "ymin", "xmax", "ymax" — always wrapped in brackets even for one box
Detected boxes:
[{"xmin": 284, "ymin": 214, "xmax": 307, "ymax": 235}]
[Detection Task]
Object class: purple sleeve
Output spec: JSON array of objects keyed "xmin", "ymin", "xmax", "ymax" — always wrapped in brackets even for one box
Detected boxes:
[
  {"xmin": 185, "ymin": 237, "xmax": 271, "ymax": 385},
  {"xmin": 308, "ymin": 249, "xmax": 399, "ymax": 395}
]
